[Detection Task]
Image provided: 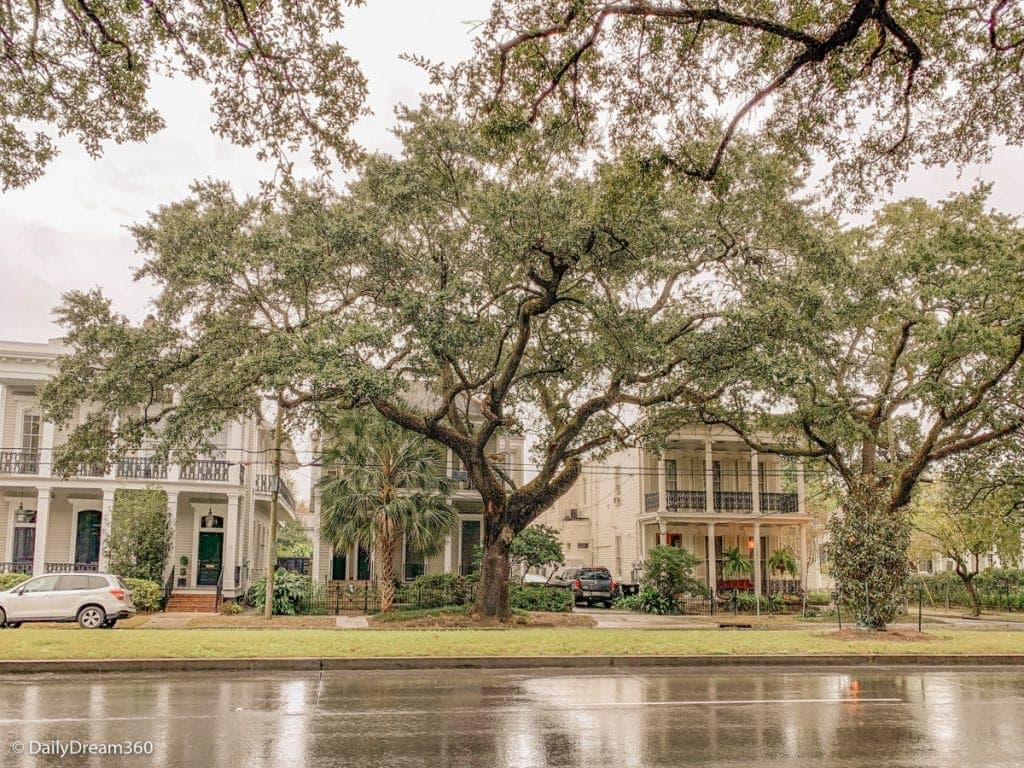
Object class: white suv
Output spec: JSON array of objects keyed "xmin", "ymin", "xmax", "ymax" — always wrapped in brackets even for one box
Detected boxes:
[{"xmin": 0, "ymin": 572, "xmax": 135, "ymax": 629}]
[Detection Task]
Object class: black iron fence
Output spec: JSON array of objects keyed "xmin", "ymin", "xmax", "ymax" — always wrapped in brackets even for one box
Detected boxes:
[{"xmin": 44, "ymin": 562, "xmax": 99, "ymax": 573}]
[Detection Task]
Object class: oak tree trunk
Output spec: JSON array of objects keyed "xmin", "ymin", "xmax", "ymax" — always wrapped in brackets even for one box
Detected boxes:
[{"xmin": 473, "ymin": 508, "xmax": 514, "ymax": 621}]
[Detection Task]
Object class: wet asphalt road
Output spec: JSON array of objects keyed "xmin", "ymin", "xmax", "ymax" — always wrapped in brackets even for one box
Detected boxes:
[{"xmin": 2, "ymin": 667, "xmax": 1024, "ymax": 767}]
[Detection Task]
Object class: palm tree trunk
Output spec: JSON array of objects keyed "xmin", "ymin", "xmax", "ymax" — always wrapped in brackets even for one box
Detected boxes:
[{"xmin": 375, "ymin": 527, "xmax": 398, "ymax": 612}]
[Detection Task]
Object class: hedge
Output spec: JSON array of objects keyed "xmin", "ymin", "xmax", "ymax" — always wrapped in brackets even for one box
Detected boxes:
[
  {"xmin": 509, "ymin": 584, "xmax": 573, "ymax": 613},
  {"xmin": 0, "ymin": 573, "xmax": 30, "ymax": 591}
]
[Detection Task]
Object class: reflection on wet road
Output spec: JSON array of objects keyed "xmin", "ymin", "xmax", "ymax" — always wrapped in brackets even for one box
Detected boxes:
[{"xmin": 2, "ymin": 667, "xmax": 1023, "ymax": 767}]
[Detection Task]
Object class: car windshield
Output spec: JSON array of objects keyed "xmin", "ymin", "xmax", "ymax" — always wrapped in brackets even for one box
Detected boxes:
[{"xmin": 580, "ymin": 569, "xmax": 610, "ymax": 579}]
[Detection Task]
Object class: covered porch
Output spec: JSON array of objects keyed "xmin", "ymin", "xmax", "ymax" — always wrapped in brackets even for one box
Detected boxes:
[{"xmin": 638, "ymin": 516, "xmax": 811, "ymax": 600}]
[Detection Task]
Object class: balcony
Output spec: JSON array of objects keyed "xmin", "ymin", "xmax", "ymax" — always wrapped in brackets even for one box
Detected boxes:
[
  {"xmin": 45, "ymin": 562, "xmax": 99, "ymax": 574},
  {"xmin": 0, "ymin": 450, "xmax": 39, "ymax": 475},
  {"xmin": 117, "ymin": 456, "xmax": 168, "ymax": 480},
  {"xmin": 255, "ymin": 473, "xmax": 295, "ymax": 510},
  {"xmin": 644, "ymin": 490, "xmax": 799, "ymax": 515},
  {"xmin": 181, "ymin": 460, "xmax": 231, "ymax": 482}
]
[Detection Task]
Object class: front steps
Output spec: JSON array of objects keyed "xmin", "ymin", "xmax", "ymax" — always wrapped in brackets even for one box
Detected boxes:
[{"xmin": 164, "ymin": 592, "xmax": 219, "ymax": 613}]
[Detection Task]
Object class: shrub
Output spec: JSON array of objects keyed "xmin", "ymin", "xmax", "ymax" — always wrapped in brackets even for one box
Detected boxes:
[
  {"xmin": 805, "ymin": 590, "xmax": 833, "ymax": 606},
  {"xmin": 614, "ymin": 586, "xmax": 680, "ymax": 615},
  {"xmin": 220, "ymin": 602, "xmax": 245, "ymax": 615},
  {"xmin": 122, "ymin": 577, "xmax": 162, "ymax": 612},
  {"xmin": 509, "ymin": 584, "xmax": 573, "ymax": 613},
  {"xmin": 0, "ymin": 573, "xmax": 30, "ymax": 591},
  {"xmin": 642, "ymin": 546, "xmax": 702, "ymax": 600},
  {"xmin": 247, "ymin": 569, "xmax": 315, "ymax": 615}
]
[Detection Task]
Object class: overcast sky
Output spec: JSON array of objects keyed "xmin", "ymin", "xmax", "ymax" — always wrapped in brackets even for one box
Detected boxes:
[{"xmin": 2, "ymin": 0, "xmax": 1023, "ymax": 344}]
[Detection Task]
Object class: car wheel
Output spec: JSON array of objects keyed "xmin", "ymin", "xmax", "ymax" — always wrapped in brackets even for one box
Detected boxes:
[
  {"xmin": 0, "ymin": 607, "xmax": 5, "ymax": 627},
  {"xmin": 7, "ymin": 623, "xmax": 21, "ymax": 629},
  {"xmin": 77, "ymin": 605, "xmax": 106, "ymax": 629}
]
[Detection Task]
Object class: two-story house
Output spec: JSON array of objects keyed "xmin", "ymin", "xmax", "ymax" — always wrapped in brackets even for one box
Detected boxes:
[
  {"xmin": 0, "ymin": 339, "xmax": 298, "ymax": 611},
  {"xmin": 535, "ymin": 424, "xmax": 819, "ymax": 600}
]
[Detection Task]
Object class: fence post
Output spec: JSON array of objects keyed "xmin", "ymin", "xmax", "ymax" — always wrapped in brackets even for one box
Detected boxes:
[
  {"xmin": 918, "ymin": 583, "xmax": 923, "ymax": 632},
  {"xmin": 364, "ymin": 583, "xmax": 370, "ymax": 614},
  {"xmin": 945, "ymin": 582, "xmax": 950, "ymax": 612}
]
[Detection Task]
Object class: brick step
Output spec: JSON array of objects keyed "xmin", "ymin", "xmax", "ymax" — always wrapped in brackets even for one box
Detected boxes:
[{"xmin": 165, "ymin": 593, "xmax": 219, "ymax": 613}]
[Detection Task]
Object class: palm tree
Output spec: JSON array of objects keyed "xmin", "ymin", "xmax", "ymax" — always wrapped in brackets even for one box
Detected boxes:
[
  {"xmin": 720, "ymin": 546, "xmax": 753, "ymax": 580},
  {"xmin": 319, "ymin": 411, "xmax": 458, "ymax": 612}
]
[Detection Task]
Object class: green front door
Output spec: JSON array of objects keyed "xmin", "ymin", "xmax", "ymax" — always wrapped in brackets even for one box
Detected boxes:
[
  {"xmin": 331, "ymin": 549, "xmax": 348, "ymax": 581},
  {"xmin": 74, "ymin": 511, "xmax": 102, "ymax": 565},
  {"xmin": 197, "ymin": 532, "xmax": 223, "ymax": 586}
]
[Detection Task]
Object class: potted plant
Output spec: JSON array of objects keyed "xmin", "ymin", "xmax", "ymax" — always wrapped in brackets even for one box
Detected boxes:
[
  {"xmin": 720, "ymin": 546, "xmax": 753, "ymax": 589},
  {"xmin": 767, "ymin": 547, "xmax": 799, "ymax": 579},
  {"xmin": 177, "ymin": 556, "xmax": 189, "ymax": 587}
]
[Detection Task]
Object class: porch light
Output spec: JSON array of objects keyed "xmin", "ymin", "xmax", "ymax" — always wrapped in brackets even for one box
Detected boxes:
[
  {"xmin": 203, "ymin": 512, "xmax": 217, "ymax": 528},
  {"xmin": 15, "ymin": 503, "xmax": 35, "ymax": 525},
  {"xmin": 747, "ymin": 536, "xmax": 755, "ymax": 552}
]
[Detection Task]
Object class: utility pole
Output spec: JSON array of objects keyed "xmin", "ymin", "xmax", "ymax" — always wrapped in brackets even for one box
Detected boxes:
[{"xmin": 264, "ymin": 391, "xmax": 284, "ymax": 619}]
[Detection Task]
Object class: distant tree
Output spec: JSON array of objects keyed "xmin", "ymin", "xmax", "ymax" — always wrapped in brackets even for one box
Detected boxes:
[
  {"xmin": 642, "ymin": 545, "xmax": 702, "ymax": 601},
  {"xmin": 318, "ymin": 410, "xmax": 459, "ymax": 612},
  {"xmin": 911, "ymin": 446, "xmax": 1024, "ymax": 616},
  {"xmin": 0, "ymin": 1, "xmax": 367, "ymax": 189},
  {"xmin": 105, "ymin": 488, "xmax": 171, "ymax": 583},
  {"xmin": 510, "ymin": 525, "xmax": 565, "ymax": 581},
  {"xmin": 478, "ymin": 0, "xmax": 1024, "ymax": 200},
  {"xmin": 276, "ymin": 519, "xmax": 313, "ymax": 560}
]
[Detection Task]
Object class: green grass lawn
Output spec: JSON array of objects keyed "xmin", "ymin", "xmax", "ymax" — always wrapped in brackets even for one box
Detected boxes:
[{"xmin": 0, "ymin": 627, "xmax": 1022, "ymax": 660}]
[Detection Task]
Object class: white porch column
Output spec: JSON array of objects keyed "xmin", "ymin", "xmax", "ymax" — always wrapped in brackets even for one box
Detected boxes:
[
  {"xmin": 658, "ymin": 518, "xmax": 667, "ymax": 548},
  {"xmin": 40, "ymin": 421, "xmax": 55, "ymax": 477},
  {"xmin": 796, "ymin": 458, "xmax": 806, "ymax": 515},
  {"xmin": 751, "ymin": 450, "xmax": 761, "ymax": 515},
  {"xmin": 166, "ymin": 493, "xmax": 179, "ymax": 581},
  {"xmin": 97, "ymin": 489, "xmax": 115, "ymax": 571},
  {"xmin": 443, "ymin": 535, "xmax": 453, "ymax": 575},
  {"xmin": 224, "ymin": 493, "xmax": 241, "ymax": 592},
  {"xmin": 704, "ymin": 437, "xmax": 714, "ymax": 514},
  {"xmin": 753, "ymin": 522, "xmax": 762, "ymax": 614},
  {"xmin": 799, "ymin": 524, "xmax": 808, "ymax": 590},
  {"xmin": 657, "ymin": 453, "xmax": 668, "ymax": 514},
  {"xmin": 706, "ymin": 522, "xmax": 717, "ymax": 595},
  {"xmin": 32, "ymin": 487, "xmax": 52, "ymax": 576}
]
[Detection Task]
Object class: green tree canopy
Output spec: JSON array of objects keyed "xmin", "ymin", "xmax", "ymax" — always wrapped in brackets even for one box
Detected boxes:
[
  {"xmin": 0, "ymin": 0, "xmax": 367, "ymax": 189},
  {"xmin": 642, "ymin": 545, "xmax": 702, "ymax": 600},
  {"xmin": 477, "ymin": 0, "xmax": 1024, "ymax": 199},
  {"xmin": 41, "ymin": 108, "xmax": 810, "ymax": 619},
  {"xmin": 700, "ymin": 189, "xmax": 1024, "ymax": 628},
  {"xmin": 319, "ymin": 409, "xmax": 458, "ymax": 612}
]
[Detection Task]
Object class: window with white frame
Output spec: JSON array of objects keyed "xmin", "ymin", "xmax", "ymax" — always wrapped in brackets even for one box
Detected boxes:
[
  {"xmin": 664, "ymin": 459, "xmax": 677, "ymax": 492},
  {"xmin": 21, "ymin": 411, "xmax": 41, "ymax": 453}
]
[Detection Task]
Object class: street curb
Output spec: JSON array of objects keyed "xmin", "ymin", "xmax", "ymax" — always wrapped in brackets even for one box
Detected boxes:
[{"xmin": 2, "ymin": 654, "xmax": 1024, "ymax": 675}]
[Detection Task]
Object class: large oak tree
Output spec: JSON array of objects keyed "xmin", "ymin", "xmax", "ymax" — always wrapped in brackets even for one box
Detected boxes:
[
  {"xmin": 700, "ymin": 190, "xmax": 1024, "ymax": 628},
  {"xmin": 41, "ymin": 108, "xmax": 808, "ymax": 618}
]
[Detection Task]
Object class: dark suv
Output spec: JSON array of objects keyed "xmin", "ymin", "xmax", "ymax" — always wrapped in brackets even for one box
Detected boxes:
[{"xmin": 549, "ymin": 566, "xmax": 617, "ymax": 608}]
